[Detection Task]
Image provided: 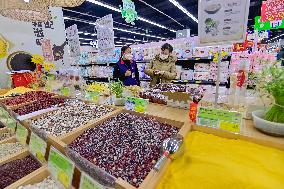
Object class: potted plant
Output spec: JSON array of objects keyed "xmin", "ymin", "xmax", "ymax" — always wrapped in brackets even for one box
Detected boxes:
[
  {"xmin": 252, "ymin": 65, "xmax": 284, "ymax": 136},
  {"xmin": 110, "ymin": 81, "xmax": 125, "ymax": 106}
]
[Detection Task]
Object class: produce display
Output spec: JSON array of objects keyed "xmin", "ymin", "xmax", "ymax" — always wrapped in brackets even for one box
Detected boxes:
[
  {"xmin": 0, "ymin": 155, "xmax": 41, "ymax": 188},
  {"xmin": 30, "ymin": 101, "xmax": 114, "ymax": 137},
  {"xmin": 0, "ymin": 87, "xmax": 34, "ymax": 98},
  {"xmin": 0, "ymin": 142, "xmax": 25, "ymax": 159},
  {"xmin": 140, "ymin": 90, "xmax": 167, "ymax": 104},
  {"xmin": 13, "ymin": 97, "xmax": 65, "ymax": 116},
  {"xmin": 157, "ymin": 131, "xmax": 284, "ymax": 189},
  {"xmin": 1, "ymin": 91, "xmax": 55, "ymax": 107},
  {"xmin": 0, "ymin": 130, "xmax": 14, "ymax": 141},
  {"xmin": 18, "ymin": 176, "xmax": 59, "ymax": 189},
  {"xmin": 68, "ymin": 112, "xmax": 179, "ymax": 187}
]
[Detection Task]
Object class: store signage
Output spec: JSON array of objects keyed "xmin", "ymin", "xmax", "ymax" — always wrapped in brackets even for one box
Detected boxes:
[
  {"xmin": 254, "ymin": 16, "xmax": 284, "ymax": 31},
  {"xmin": 16, "ymin": 124, "xmax": 28, "ymax": 145},
  {"xmin": 66, "ymin": 24, "xmax": 81, "ymax": 57},
  {"xmin": 95, "ymin": 14, "xmax": 115, "ymax": 55},
  {"xmin": 260, "ymin": 0, "xmax": 284, "ymax": 22},
  {"xmin": 198, "ymin": 0, "xmax": 250, "ymax": 45},
  {"xmin": 196, "ymin": 107, "xmax": 242, "ymax": 133},
  {"xmin": 247, "ymin": 30, "xmax": 270, "ymax": 42},
  {"xmin": 79, "ymin": 172, "xmax": 104, "ymax": 189},
  {"xmin": 29, "ymin": 132, "xmax": 47, "ymax": 163},
  {"xmin": 125, "ymin": 97, "xmax": 149, "ymax": 113},
  {"xmin": 119, "ymin": 0, "xmax": 138, "ymax": 25},
  {"xmin": 48, "ymin": 147, "xmax": 75, "ymax": 189}
]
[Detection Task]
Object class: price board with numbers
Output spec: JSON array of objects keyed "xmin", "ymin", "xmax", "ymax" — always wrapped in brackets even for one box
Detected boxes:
[
  {"xmin": 48, "ymin": 147, "xmax": 75, "ymax": 189},
  {"xmin": 196, "ymin": 107, "xmax": 242, "ymax": 133}
]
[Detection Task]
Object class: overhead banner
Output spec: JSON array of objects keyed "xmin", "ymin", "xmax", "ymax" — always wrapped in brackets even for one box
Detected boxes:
[
  {"xmin": 66, "ymin": 24, "xmax": 81, "ymax": 57},
  {"xmin": 95, "ymin": 14, "xmax": 115, "ymax": 55},
  {"xmin": 260, "ymin": 0, "xmax": 284, "ymax": 22},
  {"xmin": 198, "ymin": 0, "xmax": 250, "ymax": 45}
]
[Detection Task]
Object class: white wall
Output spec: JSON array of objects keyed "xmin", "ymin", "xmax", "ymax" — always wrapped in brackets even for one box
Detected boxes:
[{"xmin": 0, "ymin": 7, "xmax": 70, "ymax": 88}]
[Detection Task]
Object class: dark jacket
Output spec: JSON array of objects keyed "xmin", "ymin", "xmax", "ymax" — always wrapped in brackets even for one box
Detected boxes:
[
  {"xmin": 277, "ymin": 49, "xmax": 284, "ymax": 66},
  {"xmin": 113, "ymin": 59, "xmax": 140, "ymax": 86}
]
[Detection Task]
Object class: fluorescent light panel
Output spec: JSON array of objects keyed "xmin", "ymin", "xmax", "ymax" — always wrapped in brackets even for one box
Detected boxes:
[
  {"xmin": 169, "ymin": 0, "xmax": 198, "ymax": 23},
  {"xmin": 64, "ymin": 17, "xmax": 166, "ymax": 40},
  {"xmin": 86, "ymin": 0, "xmax": 176, "ymax": 32},
  {"xmin": 79, "ymin": 38, "xmax": 93, "ymax": 41}
]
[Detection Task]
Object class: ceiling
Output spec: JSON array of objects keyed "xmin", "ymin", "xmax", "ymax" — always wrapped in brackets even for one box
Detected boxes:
[{"xmin": 63, "ymin": 0, "xmax": 283, "ymax": 46}]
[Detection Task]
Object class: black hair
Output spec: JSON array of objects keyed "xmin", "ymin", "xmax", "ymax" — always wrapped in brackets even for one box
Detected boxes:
[
  {"xmin": 161, "ymin": 43, "xmax": 173, "ymax": 53},
  {"xmin": 121, "ymin": 46, "xmax": 131, "ymax": 57}
]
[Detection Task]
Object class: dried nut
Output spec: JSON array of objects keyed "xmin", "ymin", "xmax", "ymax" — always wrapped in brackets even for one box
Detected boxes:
[
  {"xmin": 0, "ymin": 142, "xmax": 25, "ymax": 159},
  {"xmin": 18, "ymin": 176, "xmax": 59, "ymax": 189},
  {"xmin": 31, "ymin": 101, "xmax": 114, "ymax": 136}
]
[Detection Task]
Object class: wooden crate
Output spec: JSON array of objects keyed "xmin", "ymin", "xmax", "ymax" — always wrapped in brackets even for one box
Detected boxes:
[
  {"xmin": 149, "ymin": 121, "xmax": 284, "ymax": 189},
  {"xmin": 0, "ymin": 150, "xmax": 45, "ymax": 189},
  {"xmin": 52, "ymin": 109, "xmax": 190, "ymax": 189},
  {"xmin": 20, "ymin": 105, "xmax": 121, "ymax": 160}
]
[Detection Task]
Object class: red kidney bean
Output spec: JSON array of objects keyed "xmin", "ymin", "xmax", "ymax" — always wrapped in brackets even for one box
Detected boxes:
[{"xmin": 69, "ymin": 112, "xmax": 179, "ymax": 187}]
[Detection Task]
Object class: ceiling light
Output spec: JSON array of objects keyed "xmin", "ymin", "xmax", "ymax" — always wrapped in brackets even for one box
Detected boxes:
[
  {"xmin": 65, "ymin": 17, "xmax": 166, "ymax": 40},
  {"xmin": 120, "ymin": 37, "xmax": 142, "ymax": 42},
  {"xmin": 91, "ymin": 33, "xmax": 97, "ymax": 36},
  {"xmin": 63, "ymin": 17, "xmax": 70, "ymax": 20},
  {"xmin": 169, "ymin": 0, "xmax": 198, "ymax": 23},
  {"xmin": 86, "ymin": 0, "xmax": 176, "ymax": 32},
  {"xmin": 84, "ymin": 32, "xmax": 91, "ymax": 35},
  {"xmin": 116, "ymin": 41, "xmax": 123, "ymax": 44},
  {"xmin": 78, "ymin": 31, "xmax": 83, "ymax": 34}
]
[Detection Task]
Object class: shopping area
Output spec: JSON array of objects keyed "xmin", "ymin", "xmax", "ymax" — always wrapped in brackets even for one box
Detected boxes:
[{"xmin": 0, "ymin": 0, "xmax": 283, "ymax": 189}]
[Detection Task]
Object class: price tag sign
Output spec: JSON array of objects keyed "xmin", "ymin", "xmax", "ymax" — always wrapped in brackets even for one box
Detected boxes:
[
  {"xmin": 16, "ymin": 124, "xmax": 28, "ymax": 145},
  {"xmin": 196, "ymin": 107, "xmax": 242, "ymax": 133},
  {"xmin": 29, "ymin": 132, "xmax": 47, "ymax": 163},
  {"xmin": 48, "ymin": 147, "xmax": 75, "ymax": 189},
  {"xmin": 79, "ymin": 172, "xmax": 104, "ymax": 189},
  {"xmin": 125, "ymin": 97, "xmax": 149, "ymax": 113},
  {"xmin": 6, "ymin": 118, "xmax": 17, "ymax": 131}
]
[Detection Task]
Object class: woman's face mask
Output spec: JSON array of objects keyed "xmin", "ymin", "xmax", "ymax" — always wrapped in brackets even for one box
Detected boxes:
[
  {"xmin": 160, "ymin": 53, "xmax": 169, "ymax": 60},
  {"xmin": 124, "ymin": 53, "xmax": 133, "ymax": 60}
]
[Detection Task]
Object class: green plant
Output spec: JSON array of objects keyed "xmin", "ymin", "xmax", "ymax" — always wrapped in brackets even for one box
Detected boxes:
[
  {"xmin": 110, "ymin": 81, "xmax": 124, "ymax": 98},
  {"xmin": 260, "ymin": 65, "xmax": 284, "ymax": 123}
]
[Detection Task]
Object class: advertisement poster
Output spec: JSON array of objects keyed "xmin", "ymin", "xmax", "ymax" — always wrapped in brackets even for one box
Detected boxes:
[
  {"xmin": 260, "ymin": 0, "xmax": 284, "ymax": 22},
  {"xmin": 95, "ymin": 14, "xmax": 115, "ymax": 55},
  {"xmin": 198, "ymin": 0, "xmax": 250, "ymax": 45},
  {"xmin": 66, "ymin": 24, "xmax": 81, "ymax": 57}
]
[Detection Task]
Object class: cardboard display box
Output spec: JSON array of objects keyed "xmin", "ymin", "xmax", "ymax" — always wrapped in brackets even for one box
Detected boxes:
[{"xmin": 51, "ymin": 109, "xmax": 190, "ymax": 189}]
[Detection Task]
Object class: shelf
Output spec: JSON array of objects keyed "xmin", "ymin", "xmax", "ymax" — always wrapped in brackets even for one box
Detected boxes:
[
  {"xmin": 83, "ymin": 77, "xmax": 111, "ymax": 82},
  {"xmin": 172, "ymin": 80, "xmax": 227, "ymax": 86},
  {"xmin": 71, "ymin": 62, "xmax": 117, "ymax": 67}
]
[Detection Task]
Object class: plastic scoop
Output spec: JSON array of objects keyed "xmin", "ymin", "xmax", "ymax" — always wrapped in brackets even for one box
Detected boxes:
[{"xmin": 154, "ymin": 134, "xmax": 183, "ymax": 171}]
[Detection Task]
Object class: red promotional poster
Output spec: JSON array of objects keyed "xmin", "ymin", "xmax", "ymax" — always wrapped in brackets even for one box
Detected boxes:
[
  {"xmin": 261, "ymin": 0, "xmax": 284, "ymax": 22},
  {"xmin": 41, "ymin": 39, "xmax": 54, "ymax": 62},
  {"xmin": 189, "ymin": 102, "xmax": 198, "ymax": 123}
]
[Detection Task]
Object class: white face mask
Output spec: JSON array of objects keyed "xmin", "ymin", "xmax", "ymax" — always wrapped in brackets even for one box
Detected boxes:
[
  {"xmin": 124, "ymin": 53, "xmax": 133, "ymax": 60},
  {"xmin": 160, "ymin": 54, "xmax": 169, "ymax": 60}
]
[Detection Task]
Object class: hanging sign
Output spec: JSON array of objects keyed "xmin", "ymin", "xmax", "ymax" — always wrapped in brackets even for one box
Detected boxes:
[
  {"xmin": 16, "ymin": 124, "xmax": 28, "ymax": 145},
  {"xmin": 198, "ymin": 0, "xmax": 250, "ymax": 45},
  {"xmin": 125, "ymin": 97, "xmax": 149, "ymax": 113},
  {"xmin": 29, "ymin": 132, "xmax": 47, "ymax": 163},
  {"xmin": 66, "ymin": 24, "xmax": 81, "ymax": 57},
  {"xmin": 79, "ymin": 172, "xmax": 104, "ymax": 189},
  {"xmin": 260, "ymin": 0, "xmax": 284, "ymax": 22},
  {"xmin": 95, "ymin": 14, "xmax": 115, "ymax": 55},
  {"xmin": 119, "ymin": 0, "xmax": 138, "ymax": 25},
  {"xmin": 254, "ymin": 16, "xmax": 284, "ymax": 31},
  {"xmin": 48, "ymin": 147, "xmax": 75, "ymax": 189},
  {"xmin": 41, "ymin": 39, "xmax": 54, "ymax": 62},
  {"xmin": 196, "ymin": 107, "xmax": 242, "ymax": 133}
]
